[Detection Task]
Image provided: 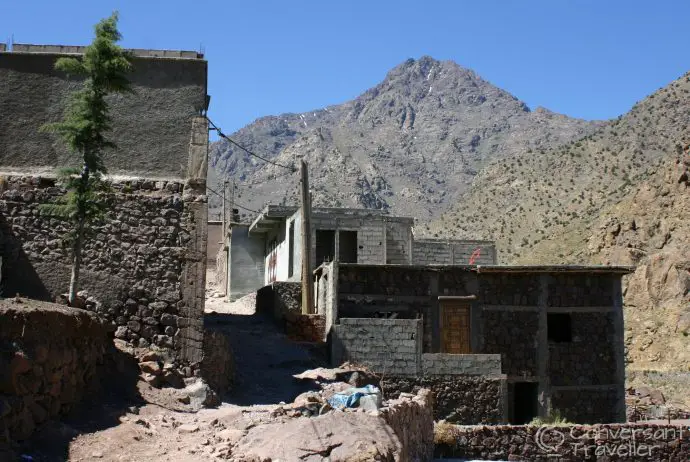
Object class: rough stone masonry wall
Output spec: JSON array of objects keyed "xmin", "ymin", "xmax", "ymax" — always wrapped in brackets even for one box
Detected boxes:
[
  {"xmin": 385, "ymin": 375, "xmax": 505, "ymax": 425},
  {"xmin": 0, "ymin": 174, "xmax": 206, "ymax": 371},
  {"xmin": 549, "ymin": 311, "xmax": 617, "ymax": 387},
  {"xmin": 0, "ymin": 301, "xmax": 109, "ymax": 444},
  {"xmin": 331, "ymin": 318, "xmax": 422, "ymax": 375},
  {"xmin": 379, "ymin": 388, "xmax": 434, "ymax": 462},
  {"xmin": 435, "ymin": 423, "xmax": 690, "ymax": 461}
]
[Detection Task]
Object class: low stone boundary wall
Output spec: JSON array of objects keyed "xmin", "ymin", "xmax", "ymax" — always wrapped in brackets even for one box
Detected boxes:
[
  {"xmin": 435, "ymin": 423, "xmax": 690, "ymax": 461},
  {"xmin": 256, "ymin": 282, "xmax": 301, "ymax": 319},
  {"xmin": 380, "ymin": 388, "xmax": 434, "ymax": 462},
  {"xmin": 200, "ymin": 329, "xmax": 234, "ymax": 396},
  {"xmin": 386, "ymin": 375, "xmax": 506, "ymax": 424},
  {"xmin": 0, "ymin": 300, "xmax": 109, "ymax": 443},
  {"xmin": 285, "ymin": 313, "xmax": 325, "ymax": 343}
]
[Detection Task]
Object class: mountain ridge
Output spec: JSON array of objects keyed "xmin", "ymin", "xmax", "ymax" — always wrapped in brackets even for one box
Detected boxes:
[{"xmin": 209, "ymin": 56, "xmax": 599, "ymax": 222}]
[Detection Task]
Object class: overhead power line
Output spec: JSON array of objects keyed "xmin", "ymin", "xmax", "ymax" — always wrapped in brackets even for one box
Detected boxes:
[
  {"xmin": 206, "ymin": 184, "xmax": 259, "ymax": 214},
  {"xmin": 206, "ymin": 117, "xmax": 297, "ymax": 172}
]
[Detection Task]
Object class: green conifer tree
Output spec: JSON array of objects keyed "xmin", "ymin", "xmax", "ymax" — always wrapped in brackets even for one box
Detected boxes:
[{"xmin": 40, "ymin": 12, "xmax": 133, "ymax": 304}]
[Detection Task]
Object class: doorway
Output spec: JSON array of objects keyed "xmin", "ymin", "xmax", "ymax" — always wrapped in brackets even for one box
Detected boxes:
[
  {"xmin": 512, "ymin": 382, "xmax": 539, "ymax": 424},
  {"xmin": 440, "ymin": 300, "xmax": 471, "ymax": 354}
]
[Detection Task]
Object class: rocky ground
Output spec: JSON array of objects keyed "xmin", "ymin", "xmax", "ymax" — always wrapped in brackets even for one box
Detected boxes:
[{"xmin": 16, "ymin": 269, "xmax": 421, "ymax": 462}]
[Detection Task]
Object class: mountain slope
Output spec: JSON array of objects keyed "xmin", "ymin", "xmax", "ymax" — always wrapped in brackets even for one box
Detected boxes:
[
  {"xmin": 429, "ymin": 72, "xmax": 690, "ymax": 257},
  {"xmin": 209, "ymin": 56, "xmax": 599, "ymax": 221},
  {"xmin": 428, "ymin": 71, "xmax": 690, "ymax": 380}
]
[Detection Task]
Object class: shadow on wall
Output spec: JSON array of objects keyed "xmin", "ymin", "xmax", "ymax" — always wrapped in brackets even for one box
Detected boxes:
[
  {"xmin": 10, "ymin": 345, "xmax": 146, "ymax": 462},
  {"xmin": 0, "ymin": 213, "xmax": 51, "ymax": 300}
]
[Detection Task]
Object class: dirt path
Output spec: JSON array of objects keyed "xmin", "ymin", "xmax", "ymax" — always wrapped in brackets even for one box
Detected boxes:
[{"xmin": 19, "ymin": 268, "xmax": 327, "ymax": 461}]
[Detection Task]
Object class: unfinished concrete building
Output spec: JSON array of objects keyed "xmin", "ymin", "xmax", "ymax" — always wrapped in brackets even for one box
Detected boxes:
[
  {"xmin": 315, "ymin": 263, "xmax": 631, "ymax": 425},
  {"xmin": 222, "ymin": 205, "xmax": 497, "ymax": 300},
  {"xmin": 0, "ymin": 44, "xmax": 210, "ymax": 371}
]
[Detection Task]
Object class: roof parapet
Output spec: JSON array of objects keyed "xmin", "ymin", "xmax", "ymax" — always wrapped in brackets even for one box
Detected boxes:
[{"xmin": 8, "ymin": 43, "xmax": 203, "ymax": 59}]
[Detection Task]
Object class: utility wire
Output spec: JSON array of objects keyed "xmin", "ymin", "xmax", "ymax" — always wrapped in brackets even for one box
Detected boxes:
[
  {"xmin": 206, "ymin": 185, "xmax": 260, "ymax": 214},
  {"xmin": 206, "ymin": 117, "xmax": 297, "ymax": 172}
]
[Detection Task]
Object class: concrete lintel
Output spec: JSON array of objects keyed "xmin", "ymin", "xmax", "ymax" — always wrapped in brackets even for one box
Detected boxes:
[
  {"xmin": 438, "ymin": 295, "xmax": 477, "ymax": 300},
  {"xmin": 550, "ymin": 384, "xmax": 620, "ymax": 392}
]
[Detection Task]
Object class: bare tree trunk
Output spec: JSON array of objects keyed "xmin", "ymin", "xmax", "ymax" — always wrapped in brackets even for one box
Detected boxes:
[
  {"xmin": 69, "ymin": 165, "xmax": 89, "ymax": 306},
  {"xmin": 68, "ymin": 216, "xmax": 85, "ymax": 305}
]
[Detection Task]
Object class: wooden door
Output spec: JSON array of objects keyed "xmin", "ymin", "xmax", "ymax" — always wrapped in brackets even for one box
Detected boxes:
[{"xmin": 440, "ymin": 300, "xmax": 471, "ymax": 354}]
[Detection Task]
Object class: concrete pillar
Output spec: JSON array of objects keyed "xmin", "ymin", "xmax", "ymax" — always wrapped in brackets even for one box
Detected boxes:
[
  {"xmin": 611, "ymin": 276, "xmax": 627, "ymax": 422},
  {"xmin": 536, "ymin": 273, "xmax": 550, "ymax": 418}
]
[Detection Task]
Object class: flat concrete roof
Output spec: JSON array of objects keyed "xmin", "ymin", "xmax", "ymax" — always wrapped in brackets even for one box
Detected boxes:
[
  {"xmin": 7, "ymin": 43, "xmax": 204, "ymax": 59},
  {"xmin": 336, "ymin": 263, "xmax": 635, "ymax": 274}
]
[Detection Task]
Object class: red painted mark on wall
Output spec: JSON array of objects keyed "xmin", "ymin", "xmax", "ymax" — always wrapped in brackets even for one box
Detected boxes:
[{"xmin": 469, "ymin": 247, "xmax": 482, "ymax": 265}]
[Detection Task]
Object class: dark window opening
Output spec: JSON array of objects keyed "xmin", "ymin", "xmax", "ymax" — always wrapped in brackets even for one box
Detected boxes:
[
  {"xmin": 288, "ymin": 222, "xmax": 295, "ymax": 278},
  {"xmin": 511, "ymin": 382, "xmax": 539, "ymax": 424},
  {"xmin": 547, "ymin": 313, "xmax": 572, "ymax": 343},
  {"xmin": 315, "ymin": 230, "xmax": 335, "ymax": 264},
  {"xmin": 339, "ymin": 231, "xmax": 358, "ymax": 263}
]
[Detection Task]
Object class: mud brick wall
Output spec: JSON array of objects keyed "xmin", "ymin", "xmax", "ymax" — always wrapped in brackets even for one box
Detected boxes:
[
  {"xmin": 0, "ymin": 49, "xmax": 207, "ymax": 179},
  {"xmin": 482, "ymin": 310, "xmax": 539, "ymax": 377},
  {"xmin": 0, "ymin": 301, "xmax": 109, "ymax": 444},
  {"xmin": 379, "ymin": 389, "xmax": 434, "ymax": 462},
  {"xmin": 547, "ymin": 273, "xmax": 616, "ymax": 306},
  {"xmin": 435, "ymin": 424, "xmax": 690, "ymax": 461},
  {"xmin": 551, "ymin": 388, "xmax": 620, "ymax": 424},
  {"xmin": 0, "ymin": 175, "xmax": 206, "ymax": 370},
  {"xmin": 549, "ymin": 312, "xmax": 617, "ymax": 386},
  {"xmin": 385, "ymin": 375, "xmax": 505, "ymax": 424},
  {"xmin": 331, "ymin": 318, "xmax": 422, "ymax": 375}
]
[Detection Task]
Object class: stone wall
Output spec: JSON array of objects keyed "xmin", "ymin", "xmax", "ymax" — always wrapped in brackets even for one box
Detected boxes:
[
  {"xmin": 0, "ymin": 48, "xmax": 207, "ymax": 179},
  {"xmin": 331, "ymin": 318, "xmax": 422, "ymax": 375},
  {"xmin": 0, "ymin": 173, "xmax": 207, "ymax": 370},
  {"xmin": 482, "ymin": 309, "xmax": 539, "ymax": 377},
  {"xmin": 256, "ymin": 281, "xmax": 301, "ymax": 319},
  {"xmin": 386, "ymin": 375, "xmax": 505, "ymax": 424},
  {"xmin": 547, "ymin": 273, "xmax": 616, "ymax": 307},
  {"xmin": 200, "ymin": 329, "xmax": 234, "ymax": 396},
  {"xmin": 551, "ymin": 388, "xmax": 620, "ymax": 424},
  {"xmin": 435, "ymin": 423, "xmax": 690, "ymax": 461},
  {"xmin": 379, "ymin": 388, "xmax": 434, "ymax": 462},
  {"xmin": 284, "ymin": 313, "xmax": 325, "ymax": 343},
  {"xmin": 548, "ymin": 311, "xmax": 617, "ymax": 386},
  {"xmin": 0, "ymin": 300, "xmax": 109, "ymax": 443}
]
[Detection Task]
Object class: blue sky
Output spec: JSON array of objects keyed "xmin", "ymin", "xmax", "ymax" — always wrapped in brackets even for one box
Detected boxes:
[{"xmin": 3, "ymin": 1, "xmax": 689, "ymax": 135}]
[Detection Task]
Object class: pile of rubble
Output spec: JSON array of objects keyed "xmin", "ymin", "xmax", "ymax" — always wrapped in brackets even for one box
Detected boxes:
[{"xmin": 626, "ymin": 385, "xmax": 690, "ymax": 421}]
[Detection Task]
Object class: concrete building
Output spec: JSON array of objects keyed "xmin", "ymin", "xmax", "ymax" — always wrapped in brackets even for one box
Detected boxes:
[
  {"xmin": 313, "ymin": 263, "xmax": 632, "ymax": 425},
  {"xmin": 221, "ymin": 205, "xmax": 497, "ymax": 301}
]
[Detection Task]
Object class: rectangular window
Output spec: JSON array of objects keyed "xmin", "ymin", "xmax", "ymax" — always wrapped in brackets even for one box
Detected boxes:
[
  {"xmin": 547, "ymin": 313, "xmax": 572, "ymax": 343},
  {"xmin": 315, "ymin": 230, "xmax": 335, "ymax": 264},
  {"xmin": 338, "ymin": 231, "xmax": 358, "ymax": 263},
  {"xmin": 288, "ymin": 221, "xmax": 295, "ymax": 278}
]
